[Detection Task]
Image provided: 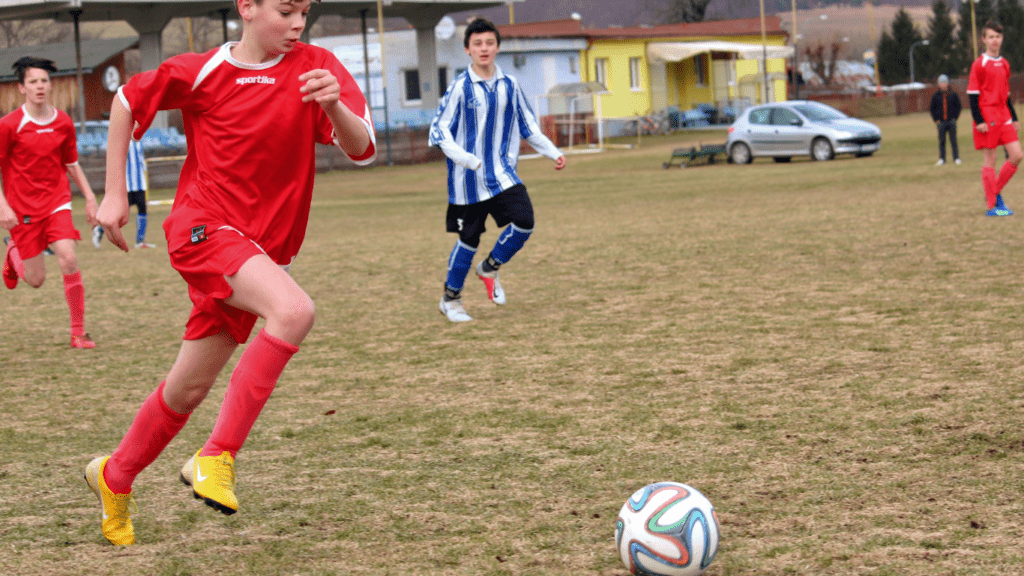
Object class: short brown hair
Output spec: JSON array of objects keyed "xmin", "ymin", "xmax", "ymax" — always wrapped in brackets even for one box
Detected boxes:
[{"xmin": 983, "ymin": 21, "xmax": 1003, "ymax": 35}]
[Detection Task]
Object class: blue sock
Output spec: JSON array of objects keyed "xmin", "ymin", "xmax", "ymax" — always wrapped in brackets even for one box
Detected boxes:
[
  {"xmin": 489, "ymin": 223, "xmax": 533, "ymax": 265},
  {"xmin": 136, "ymin": 213, "xmax": 148, "ymax": 244},
  {"xmin": 445, "ymin": 240, "xmax": 477, "ymax": 296}
]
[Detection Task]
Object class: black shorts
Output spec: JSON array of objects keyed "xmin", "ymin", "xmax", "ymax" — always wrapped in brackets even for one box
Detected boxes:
[
  {"xmin": 446, "ymin": 184, "xmax": 533, "ymax": 244},
  {"xmin": 128, "ymin": 190, "xmax": 147, "ymax": 213}
]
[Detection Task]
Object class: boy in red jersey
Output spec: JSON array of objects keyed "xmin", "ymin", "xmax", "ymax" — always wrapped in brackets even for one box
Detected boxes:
[
  {"xmin": 0, "ymin": 57, "xmax": 99, "ymax": 348},
  {"xmin": 83, "ymin": 0, "xmax": 376, "ymax": 546},
  {"xmin": 967, "ymin": 21, "xmax": 1022, "ymax": 216}
]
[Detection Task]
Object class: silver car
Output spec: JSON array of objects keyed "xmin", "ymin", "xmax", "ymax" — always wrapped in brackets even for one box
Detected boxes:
[{"xmin": 726, "ymin": 101, "xmax": 882, "ymax": 164}]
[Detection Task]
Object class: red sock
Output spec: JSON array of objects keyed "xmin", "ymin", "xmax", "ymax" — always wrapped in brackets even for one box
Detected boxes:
[
  {"xmin": 63, "ymin": 271, "xmax": 85, "ymax": 336},
  {"xmin": 104, "ymin": 382, "xmax": 190, "ymax": 494},
  {"xmin": 996, "ymin": 161, "xmax": 1018, "ymax": 195},
  {"xmin": 201, "ymin": 329, "xmax": 299, "ymax": 458},
  {"xmin": 983, "ymin": 167, "xmax": 998, "ymax": 209}
]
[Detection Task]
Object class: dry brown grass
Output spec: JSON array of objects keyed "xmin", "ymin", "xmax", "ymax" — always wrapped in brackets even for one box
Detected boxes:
[{"xmin": 3, "ymin": 113, "xmax": 1024, "ymax": 575}]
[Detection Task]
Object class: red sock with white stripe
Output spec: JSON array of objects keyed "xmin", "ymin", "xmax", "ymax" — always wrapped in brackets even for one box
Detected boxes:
[
  {"xmin": 201, "ymin": 329, "xmax": 299, "ymax": 458},
  {"xmin": 104, "ymin": 381, "xmax": 190, "ymax": 494}
]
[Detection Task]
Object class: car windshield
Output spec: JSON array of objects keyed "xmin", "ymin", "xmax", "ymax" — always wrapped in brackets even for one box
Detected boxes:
[{"xmin": 792, "ymin": 104, "xmax": 847, "ymax": 122}]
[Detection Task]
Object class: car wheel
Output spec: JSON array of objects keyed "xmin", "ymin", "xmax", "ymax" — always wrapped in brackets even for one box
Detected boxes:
[
  {"xmin": 773, "ymin": 157, "xmax": 792, "ymax": 163},
  {"xmin": 730, "ymin": 142, "xmax": 752, "ymax": 165},
  {"xmin": 811, "ymin": 137, "xmax": 834, "ymax": 161}
]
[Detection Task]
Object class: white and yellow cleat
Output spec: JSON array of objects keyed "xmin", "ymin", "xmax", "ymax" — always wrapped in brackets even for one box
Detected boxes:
[
  {"xmin": 180, "ymin": 450, "xmax": 238, "ymax": 515},
  {"xmin": 84, "ymin": 456, "xmax": 136, "ymax": 546}
]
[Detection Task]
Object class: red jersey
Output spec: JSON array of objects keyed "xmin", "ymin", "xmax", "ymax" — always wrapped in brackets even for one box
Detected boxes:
[
  {"xmin": 0, "ymin": 106, "xmax": 79, "ymax": 221},
  {"xmin": 967, "ymin": 53, "xmax": 1013, "ymax": 125},
  {"xmin": 120, "ymin": 42, "xmax": 376, "ymax": 265}
]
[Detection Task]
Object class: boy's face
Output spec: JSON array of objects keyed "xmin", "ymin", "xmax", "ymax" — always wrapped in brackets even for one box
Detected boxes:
[
  {"xmin": 983, "ymin": 28, "xmax": 1003, "ymax": 54},
  {"xmin": 465, "ymin": 31, "xmax": 499, "ymax": 69},
  {"xmin": 240, "ymin": 0, "xmax": 311, "ymax": 56},
  {"xmin": 17, "ymin": 67, "xmax": 51, "ymax": 105}
]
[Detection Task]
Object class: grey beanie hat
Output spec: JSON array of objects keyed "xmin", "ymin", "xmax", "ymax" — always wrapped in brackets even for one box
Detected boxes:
[{"xmin": 938, "ymin": 74, "xmax": 949, "ymax": 84}]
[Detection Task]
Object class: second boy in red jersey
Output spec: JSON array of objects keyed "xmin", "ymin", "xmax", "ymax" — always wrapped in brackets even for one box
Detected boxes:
[
  {"xmin": 0, "ymin": 56, "xmax": 99, "ymax": 348},
  {"xmin": 967, "ymin": 21, "xmax": 1022, "ymax": 216},
  {"xmin": 84, "ymin": 0, "xmax": 375, "ymax": 546}
]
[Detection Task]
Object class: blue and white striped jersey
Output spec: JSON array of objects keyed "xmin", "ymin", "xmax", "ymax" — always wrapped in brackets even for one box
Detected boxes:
[
  {"xmin": 429, "ymin": 65, "xmax": 561, "ymax": 205},
  {"xmin": 126, "ymin": 139, "xmax": 147, "ymax": 193}
]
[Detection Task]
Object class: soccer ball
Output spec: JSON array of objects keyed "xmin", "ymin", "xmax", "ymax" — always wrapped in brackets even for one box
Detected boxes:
[{"xmin": 615, "ymin": 482, "xmax": 720, "ymax": 576}]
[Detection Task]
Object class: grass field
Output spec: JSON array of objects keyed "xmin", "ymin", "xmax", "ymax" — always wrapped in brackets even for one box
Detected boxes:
[{"xmin": 4, "ymin": 111, "xmax": 1024, "ymax": 575}]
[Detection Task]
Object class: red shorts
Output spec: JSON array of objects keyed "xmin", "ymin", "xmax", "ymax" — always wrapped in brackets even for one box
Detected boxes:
[
  {"xmin": 164, "ymin": 204, "xmax": 266, "ymax": 344},
  {"xmin": 9, "ymin": 209, "xmax": 81, "ymax": 259},
  {"xmin": 973, "ymin": 121, "xmax": 1019, "ymax": 150}
]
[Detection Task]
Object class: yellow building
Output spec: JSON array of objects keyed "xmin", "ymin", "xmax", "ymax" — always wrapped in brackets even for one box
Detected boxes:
[{"xmin": 501, "ymin": 17, "xmax": 792, "ymax": 122}]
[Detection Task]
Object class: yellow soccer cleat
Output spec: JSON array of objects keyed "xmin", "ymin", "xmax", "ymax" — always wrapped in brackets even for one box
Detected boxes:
[
  {"xmin": 180, "ymin": 450, "xmax": 238, "ymax": 515},
  {"xmin": 83, "ymin": 456, "xmax": 135, "ymax": 546}
]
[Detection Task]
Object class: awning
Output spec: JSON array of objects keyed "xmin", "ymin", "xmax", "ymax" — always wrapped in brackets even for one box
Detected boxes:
[{"xmin": 647, "ymin": 41, "xmax": 794, "ymax": 63}]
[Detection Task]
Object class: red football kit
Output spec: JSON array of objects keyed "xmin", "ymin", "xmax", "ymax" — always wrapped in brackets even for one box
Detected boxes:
[
  {"xmin": 119, "ymin": 41, "xmax": 375, "ymax": 341},
  {"xmin": 968, "ymin": 53, "xmax": 1017, "ymax": 150},
  {"xmin": 0, "ymin": 106, "xmax": 82, "ymax": 257}
]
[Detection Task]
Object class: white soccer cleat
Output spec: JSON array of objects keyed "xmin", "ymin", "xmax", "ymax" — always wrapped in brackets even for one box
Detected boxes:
[
  {"xmin": 475, "ymin": 261, "xmax": 506, "ymax": 305},
  {"xmin": 439, "ymin": 297, "xmax": 472, "ymax": 322},
  {"xmin": 935, "ymin": 159, "xmax": 945, "ymax": 166},
  {"xmin": 92, "ymin": 226, "xmax": 103, "ymax": 249}
]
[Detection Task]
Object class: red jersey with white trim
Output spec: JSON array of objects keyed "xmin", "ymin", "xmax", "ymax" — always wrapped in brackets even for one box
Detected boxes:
[
  {"xmin": 0, "ymin": 106, "xmax": 78, "ymax": 221},
  {"xmin": 968, "ymin": 53, "xmax": 1013, "ymax": 125},
  {"xmin": 120, "ymin": 42, "xmax": 376, "ymax": 265}
]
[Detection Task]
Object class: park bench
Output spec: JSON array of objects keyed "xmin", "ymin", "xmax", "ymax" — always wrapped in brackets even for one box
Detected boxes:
[{"xmin": 663, "ymin": 143, "xmax": 727, "ymax": 169}]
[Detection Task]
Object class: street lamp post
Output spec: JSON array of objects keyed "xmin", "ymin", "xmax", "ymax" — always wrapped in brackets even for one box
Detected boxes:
[{"xmin": 910, "ymin": 39, "xmax": 930, "ymax": 85}]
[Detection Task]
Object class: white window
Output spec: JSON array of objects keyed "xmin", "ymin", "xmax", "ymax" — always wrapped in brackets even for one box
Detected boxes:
[
  {"xmin": 694, "ymin": 54, "xmax": 708, "ymax": 87},
  {"xmin": 594, "ymin": 58, "xmax": 608, "ymax": 89},
  {"xmin": 629, "ymin": 57, "xmax": 643, "ymax": 91}
]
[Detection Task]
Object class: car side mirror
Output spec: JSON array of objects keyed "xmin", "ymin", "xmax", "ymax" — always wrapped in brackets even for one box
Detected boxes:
[{"xmin": 790, "ymin": 118, "xmax": 803, "ymax": 126}]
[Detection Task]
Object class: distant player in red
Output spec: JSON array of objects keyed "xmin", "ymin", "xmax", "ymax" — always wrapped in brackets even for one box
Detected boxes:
[
  {"xmin": 967, "ymin": 21, "xmax": 1022, "ymax": 216},
  {"xmin": 0, "ymin": 56, "xmax": 99, "ymax": 348},
  {"xmin": 83, "ymin": 0, "xmax": 376, "ymax": 546}
]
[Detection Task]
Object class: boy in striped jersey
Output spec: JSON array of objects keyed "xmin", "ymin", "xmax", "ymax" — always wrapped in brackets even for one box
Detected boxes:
[
  {"xmin": 93, "ymin": 139, "xmax": 155, "ymax": 248},
  {"xmin": 429, "ymin": 18, "xmax": 565, "ymax": 322}
]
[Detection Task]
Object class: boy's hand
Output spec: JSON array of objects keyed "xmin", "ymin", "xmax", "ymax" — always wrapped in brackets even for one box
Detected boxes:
[
  {"xmin": 977, "ymin": 122, "xmax": 989, "ymax": 133},
  {"xmin": 96, "ymin": 194, "xmax": 131, "ymax": 252},
  {"xmin": 554, "ymin": 156, "xmax": 566, "ymax": 170},
  {"xmin": 0, "ymin": 204, "xmax": 16, "ymax": 230},
  {"xmin": 85, "ymin": 198, "xmax": 99, "ymax": 227},
  {"xmin": 299, "ymin": 70, "xmax": 341, "ymax": 108}
]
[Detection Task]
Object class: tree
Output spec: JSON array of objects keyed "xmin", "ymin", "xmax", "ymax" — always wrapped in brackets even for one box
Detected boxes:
[
  {"xmin": 877, "ymin": 7, "xmax": 923, "ymax": 85},
  {"xmin": 925, "ymin": 0, "xmax": 958, "ymax": 80},
  {"xmin": 0, "ymin": 19, "xmax": 71, "ymax": 49},
  {"xmin": 804, "ymin": 41, "xmax": 842, "ymax": 86},
  {"xmin": 645, "ymin": 0, "xmax": 714, "ymax": 24},
  {"xmin": 957, "ymin": 0, "xmax": 994, "ymax": 71},
  {"xmin": 997, "ymin": 0, "xmax": 1024, "ymax": 72}
]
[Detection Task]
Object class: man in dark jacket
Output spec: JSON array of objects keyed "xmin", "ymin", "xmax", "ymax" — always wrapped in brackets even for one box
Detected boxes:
[{"xmin": 930, "ymin": 74, "xmax": 962, "ymax": 165}]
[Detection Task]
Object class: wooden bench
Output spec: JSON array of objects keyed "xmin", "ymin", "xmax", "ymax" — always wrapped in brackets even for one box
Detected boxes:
[{"xmin": 663, "ymin": 143, "xmax": 727, "ymax": 169}]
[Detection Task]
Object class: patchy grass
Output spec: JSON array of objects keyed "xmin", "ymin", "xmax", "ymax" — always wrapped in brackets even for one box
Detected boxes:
[{"xmin": 3, "ymin": 111, "xmax": 1024, "ymax": 575}]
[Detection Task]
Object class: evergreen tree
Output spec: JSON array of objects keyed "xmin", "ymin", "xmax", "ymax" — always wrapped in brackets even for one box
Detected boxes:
[
  {"xmin": 877, "ymin": 7, "xmax": 924, "ymax": 84},
  {"xmin": 926, "ymin": 0, "xmax": 958, "ymax": 80},
  {"xmin": 997, "ymin": 0, "xmax": 1024, "ymax": 71},
  {"xmin": 958, "ymin": 0, "xmax": 995, "ymax": 71}
]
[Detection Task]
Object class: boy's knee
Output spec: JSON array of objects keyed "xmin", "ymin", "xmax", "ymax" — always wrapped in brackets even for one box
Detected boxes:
[{"xmin": 278, "ymin": 294, "xmax": 315, "ymax": 335}]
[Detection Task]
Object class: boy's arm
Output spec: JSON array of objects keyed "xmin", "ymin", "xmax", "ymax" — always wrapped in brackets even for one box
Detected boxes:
[
  {"xmin": 969, "ymin": 94, "xmax": 987, "ymax": 130},
  {"xmin": 299, "ymin": 68, "xmax": 375, "ymax": 164},
  {"xmin": 96, "ymin": 97, "xmax": 133, "ymax": 252},
  {"xmin": 514, "ymin": 82, "xmax": 564, "ymax": 167},
  {"xmin": 65, "ymin": 162, "xmax": 98, "ymax": 226},
  {"xmin": 0, "ymin": 183, "xmax": 16, "ymax": 230},
  {"xmin": 429, "ymin": 83, "xmax": 483, "ymax": 170}
]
